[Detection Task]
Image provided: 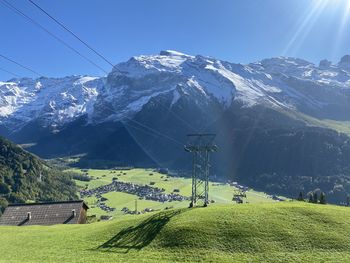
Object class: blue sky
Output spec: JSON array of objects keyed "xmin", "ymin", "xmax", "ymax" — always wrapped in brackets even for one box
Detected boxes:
[{"xmin": 1, "ymin": 0, "xmax": 350, "ymax": 79}]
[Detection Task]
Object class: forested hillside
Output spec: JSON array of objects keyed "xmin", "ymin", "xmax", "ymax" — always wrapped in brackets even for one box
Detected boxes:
[{"xmin": 0, "ymin": 137, "xmax": 77, "ymax": 214}]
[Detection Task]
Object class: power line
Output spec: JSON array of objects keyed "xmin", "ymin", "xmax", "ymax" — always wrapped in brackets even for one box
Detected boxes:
[
  {"xmin": 0, "ymin": 0, "xmax": 109, "ymax": 74},
  {"xmin": 125, "ymin": 116, "xmax": 184, "ymax": 146},
  {"xmin": 1, "ymin": 0, "xmax": 196, "ymax": 145},
  {"xmin": 101, "ymin": 102, "xmax": 184, "ymax": 146},
  {"xmin": 0, "ymin": 66, "xmax": 20, "ymax": 78},
  {"xmin": 156, "ymin": 100, "xmax": 198, "ymax": 133},
  {"xmin": 0, "ymin": 53, "xmax": 42, "ymax": 77},
  {"xmin": 28, "ymin": 0, "xmax": 115, "ymax": 68},
  {"xmin": 123, "ymin": 121, "xmax": 183, "ymax": 151},
  {"xmin": 3, "ymin": 0, "xmax": 198, "ymax": 136}
]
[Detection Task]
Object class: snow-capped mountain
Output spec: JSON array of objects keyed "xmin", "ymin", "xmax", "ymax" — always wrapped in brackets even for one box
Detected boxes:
[
  {"xmin": 103, "ymin": 49, "xmax": 350, "ymax": 119},
  {"xmin": 0, "ymin": 76, "xmax": 103, "ymax": 131},
  {"xmin": 1, "ymin": 51, "xmax": 350, "ymax": 203},
  {"xmin": 1, "ymin": 50, "xmax": 350, "ymax": 133}
]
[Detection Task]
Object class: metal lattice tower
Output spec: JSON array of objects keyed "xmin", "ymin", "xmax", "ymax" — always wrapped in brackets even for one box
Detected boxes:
[{"xmin": 185, "ymin": 134, "xmax": 217, "ymax": 207}]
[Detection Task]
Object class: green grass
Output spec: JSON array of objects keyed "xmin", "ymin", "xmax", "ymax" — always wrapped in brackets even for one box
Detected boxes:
[
  {"xmin": 0, "ymin": 202, "xmax": 350, "ymax": 262},
  {"xmin": 68, "ymin": 168, "xmax": 275, "ymax": 217},
  {"xmin": 299, "ymin": 114, "xmax": 350, "ymax": 136},
  {"xmin": 318, "ymin": 119, "xmax": 350, "ymax": 135},
  {"xmin": 87, "ymin": 192, "xmax": 185, "ymax": 217},
  {"xmin": 278, "ymin": 108, "xmax": 350, "ymax": 136}
]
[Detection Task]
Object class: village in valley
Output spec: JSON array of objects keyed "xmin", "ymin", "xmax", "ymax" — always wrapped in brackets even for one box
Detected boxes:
[{"xmin": 69, "ymin": 167, "xmax": 281, "ymax": 220}]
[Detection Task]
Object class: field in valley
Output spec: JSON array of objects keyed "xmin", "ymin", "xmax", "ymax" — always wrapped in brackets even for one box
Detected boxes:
[{"xmin": 68, "ymin": 168, "xmax": 277, "ymax": 218}]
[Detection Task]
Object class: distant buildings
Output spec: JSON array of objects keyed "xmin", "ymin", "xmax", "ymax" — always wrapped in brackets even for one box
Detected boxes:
[
  {"xmin": 80, "ymin": 180, "xmax": 189, "ymax": 214},
  {"xmin": 271, "ymin": 195, "xmax": 285, "ymax": 202},
  {"xmin": 230, "ymin": 182, "xmax": 249, "ymax": 192}
]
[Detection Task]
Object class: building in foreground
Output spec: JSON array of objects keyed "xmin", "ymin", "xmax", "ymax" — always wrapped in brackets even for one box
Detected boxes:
[{"xmin": 0, "ymin": 200, "xmax": 89, "ymax": 226}]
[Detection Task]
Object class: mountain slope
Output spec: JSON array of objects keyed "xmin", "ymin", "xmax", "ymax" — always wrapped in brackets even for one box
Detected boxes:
[
  {"xmin": 1, "ymin": 51, "xmax": 350, "ymax": 203},
  {"xmin": 1, "ymin": 50, "xmax": 350, "ymax": 131},
  {"xmin": 0, "ymin": 137, "xmax": 77, "ymax": 212},
  {"xmin": 0, "ymin": 203, "xmax": 350, "ymax": 262},
  {"xmin": 0, "ymin": 76, "xmax": 103, "ymax": 132}
]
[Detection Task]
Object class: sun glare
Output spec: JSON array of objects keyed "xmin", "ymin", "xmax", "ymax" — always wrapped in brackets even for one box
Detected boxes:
[
  {"xmin": 346, "ymin": 0, "xmax": 350, "ymax": 13},
  {"xmin": 283, "ymin": 0, "xmax": 328, "ymax": 55},
  {"xmin": 331, "ymin": 0, "xmax": 350, "ymax": 58},
  {"xmin": 284, "ymin": 0, "xmax": 350, "ymax": 57}
]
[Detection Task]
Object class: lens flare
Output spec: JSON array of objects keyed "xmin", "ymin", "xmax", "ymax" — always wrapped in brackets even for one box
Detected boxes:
[
  {"xmin": 341, "ymin": 0, "xmax": 350, "ymax": 29},
  {"xmin": 283, "ymin": 0, "xmax": 350, "ymax": 58},
  {"xmin": 283, "ymin": 0, "xmax": 328, "ymax": 56},
  {"xmin": 330, "ymin": 0, "xmax": 350, "ymax": 59}
]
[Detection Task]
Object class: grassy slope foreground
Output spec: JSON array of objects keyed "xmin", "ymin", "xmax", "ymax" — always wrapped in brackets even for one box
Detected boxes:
[{"xmin": 0, "ymin": 202, "xmax": 350, "ymax": 262}]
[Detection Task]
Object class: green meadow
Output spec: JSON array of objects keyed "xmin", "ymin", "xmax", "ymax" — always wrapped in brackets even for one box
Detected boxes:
[
  {"xmin": 68, "ymin": 168, "xmax": 276, "ymax": 217},
  {"xmin": 0, "ymin": 202, "xmax": 350, "ymax": 262}
]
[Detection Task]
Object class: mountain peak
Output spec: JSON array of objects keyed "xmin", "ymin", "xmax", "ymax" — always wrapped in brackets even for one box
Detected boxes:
[
  {"xmin": 159, "ymin": 50, "xmax": 192, "ymax": 57},
  {"xmin": 339, "ymin": 55, "xmax": 350, "ymax": 64},
  {"xmin": 2, "ymin": 51, "xmax": 350, "ymax": 132},
  {"xmin": 319, "ymin": 59, "xmax": 332, "ymax": 69}
]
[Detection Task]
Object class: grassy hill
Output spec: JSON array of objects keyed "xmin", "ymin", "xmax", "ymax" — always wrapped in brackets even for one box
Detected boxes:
[{"xmin": 0, "ymin": 202, "xmax": 350, "ymax": 262}]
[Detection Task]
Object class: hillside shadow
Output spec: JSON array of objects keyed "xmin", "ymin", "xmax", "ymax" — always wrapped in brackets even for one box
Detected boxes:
[{"xmin": 97, "ymin": 209, "xmax": 185, "ymax": 253}]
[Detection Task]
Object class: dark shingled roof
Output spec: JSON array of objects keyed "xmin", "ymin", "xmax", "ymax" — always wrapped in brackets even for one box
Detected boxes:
[{"xmin": 0, "ymin": 200, "xmax": 89, "ymax": 226}]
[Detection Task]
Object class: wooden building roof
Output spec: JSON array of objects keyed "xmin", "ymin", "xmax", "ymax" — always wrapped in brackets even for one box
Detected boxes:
[{"xmin": 0, "ymin": 200, "xmax": 89, "ymax": 226}]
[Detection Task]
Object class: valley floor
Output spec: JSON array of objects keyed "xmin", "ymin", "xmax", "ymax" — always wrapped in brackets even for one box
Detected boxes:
[
  {"xmin": 69, "ymin": 168, "xmax": 277, "ymax": 218},
  {"xmin": 0, "ymin": 202, "xmax": 350, "ymax": 262}
]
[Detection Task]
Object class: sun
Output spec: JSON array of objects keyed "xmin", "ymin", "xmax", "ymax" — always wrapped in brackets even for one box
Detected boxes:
[{"xmin": 347, "ymin": 0, "xmax": 350, "ymax": 12}]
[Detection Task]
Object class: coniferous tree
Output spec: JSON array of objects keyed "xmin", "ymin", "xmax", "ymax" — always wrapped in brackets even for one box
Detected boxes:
[
  {"xmin": 0, "ymin": 197, "xmax": 8, "ymax": 215},
  {"xmin": 297, "ymin": 191, "xmax": 304, "ymax": 201},
  {"xmin": 313, "ymin": 192, "xmax": 318, "ymax": 204},
  {"xmin": 347, "ymin": 196, "xmax": 350, "ymax": 207},
  {"xmin": 308, "ymin": 193, "xmax": 314, "ymax": 203},
  {"xmin": 319, "ymin": 192, "xmax": 326, "ymax": 204}
]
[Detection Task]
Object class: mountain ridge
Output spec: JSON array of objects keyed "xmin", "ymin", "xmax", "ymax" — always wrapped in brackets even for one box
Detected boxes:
[
  {"xmin": 1, "ymin": 50, "xmax": 350, "ymax": 132},
  {"xmin": 1, "ymin": 51, "xmax": 350, "ymax": 203}
]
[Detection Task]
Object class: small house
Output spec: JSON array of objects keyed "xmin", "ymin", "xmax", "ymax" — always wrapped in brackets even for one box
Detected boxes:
[{"xmin": 0, "ymin": 200, "xmax": 89, "ymax": 226}]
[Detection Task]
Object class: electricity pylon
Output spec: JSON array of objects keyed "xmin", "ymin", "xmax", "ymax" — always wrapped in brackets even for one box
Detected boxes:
[{"xmin": 185, "ymin": 134, "xmax": 217, "ymax": 207}]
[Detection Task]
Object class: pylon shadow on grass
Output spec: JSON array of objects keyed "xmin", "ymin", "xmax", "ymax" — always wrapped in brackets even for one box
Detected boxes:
[{"xmin": 97, "ymin": 209, "xmax": 185, "ymax": 253}]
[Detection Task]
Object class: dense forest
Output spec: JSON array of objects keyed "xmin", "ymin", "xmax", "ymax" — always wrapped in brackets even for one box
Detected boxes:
[
  {"xmin": 229, "ymin": 127, "xmax": 350, "ymax": 204},
  {"xmin": 0, "ymin": 137, "xmax": 77, "ymax": 214}
]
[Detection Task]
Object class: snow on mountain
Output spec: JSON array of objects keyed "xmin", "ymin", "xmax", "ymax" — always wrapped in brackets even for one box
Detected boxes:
[
  {"xmin": 102, "ymin": 50, "xmax": 276, "ymax": 116},
  {"xmin": 0, "ymin": 76, "xmax": 103, "ymax": 131},
  {"xmin": 112, "ymin": 50, "xmax": 193, "ymax": 78},
  {"xmin": 1, "ymin": 51, "xmax": 350, "ymax": 132},
  {"xmin": 252, "ymin": 56, "xmax": 350, "ymax": 87}
]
